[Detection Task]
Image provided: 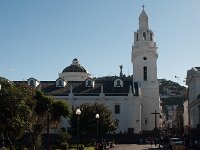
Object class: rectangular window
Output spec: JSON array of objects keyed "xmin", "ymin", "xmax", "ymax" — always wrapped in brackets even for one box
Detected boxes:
[
  {"xmin": 145, "ymin": 118, "xmax": 148, "ymax": 125},
  {"xmin": 115, "ymin": 105, "xmax": 120, "ymax": 114}
]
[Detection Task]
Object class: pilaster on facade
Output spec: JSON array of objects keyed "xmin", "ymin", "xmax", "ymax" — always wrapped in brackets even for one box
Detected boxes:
[
  {"xmin": 68, "ymin": 85, "xmax": 74, "ymax": 99},
  {"xmin": 128, "ymin": 85, "xmax": 134, "ymax": 97},
  {"xmin": 100, "ymin": 85, "xmax": 105, "ymax": 97},
  {"xmin": 186, "ymin": 67, "xmax": 200, "ymax": 130}
]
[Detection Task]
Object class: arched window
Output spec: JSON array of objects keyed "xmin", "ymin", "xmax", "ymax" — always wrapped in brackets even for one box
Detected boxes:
[
  {"xmin": 114, "ymin": 79, "xmax": 123, "ymax": 88},
  {"xmin": 134, "ymin": 82, "xmax": 139, "ymax": 96},
  {"xmin": 58, "ymin": 80, "xmax": 63, "ymax": 86},
  {"xmin": 143, "ymin": 66, "xmax": 147, "ymax": 81},
  {"xmin": 85, "ymin": 79, "xmax": 94, "ymax": 87},
  {"xmin": 117, "ymin": 80, "xmax": 121, "ymax": 86},
  {"xmin": 143, "ymin": 32, "xmax": 146, "ymax": 40},
  {"xmin": 136, "ymin": 33, "xmax": 139, "ymax": 41},
  {"xmin": 87, "ymin": 80, "xmax": 92, "ymax": 86}
]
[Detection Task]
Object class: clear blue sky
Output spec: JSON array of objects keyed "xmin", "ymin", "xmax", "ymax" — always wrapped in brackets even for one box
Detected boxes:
[{"xmin": 0, "ymin": 0, "xmax": 199, "ymax": 86}]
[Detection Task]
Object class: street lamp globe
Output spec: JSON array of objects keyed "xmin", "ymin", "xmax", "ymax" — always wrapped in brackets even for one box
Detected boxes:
[
  {"xmin": 95, "ymin": 113, "xmax": 100, "ymax": 142},
  {"xmin": 76, "ymin": 108, "xmax": 81, "ymax": 115},
  {"xmin": 95, "ymin": 113, "xmax": 99, "ymax": 119}
]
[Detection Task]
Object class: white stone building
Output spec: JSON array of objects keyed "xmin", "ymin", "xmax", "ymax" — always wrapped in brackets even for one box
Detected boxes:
[
  {"xmin": 183, "ymin": 100, "xmax": 189, "ymax": 134},
  {"xmin": 186, "ymin": 67, "xmax": 200, "ymax": 130},
  {"xmin": 16, "ymin": 8, "xmax": 161, "ymax": 134}
]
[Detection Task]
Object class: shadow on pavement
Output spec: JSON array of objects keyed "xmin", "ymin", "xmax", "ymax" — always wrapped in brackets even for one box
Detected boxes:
[
  {"xmin": 144, "ymin": 148, "xmax": 162, "ymax": 150},
  {"xmin": 145, "ymin": 146, "xmax": 162, "ymax": 150}
]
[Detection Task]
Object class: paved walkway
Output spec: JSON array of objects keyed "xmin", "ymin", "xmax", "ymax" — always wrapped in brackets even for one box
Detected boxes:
[{"xmin": 111, "ymin": 144, "xmax": 162, "ymax": 150}]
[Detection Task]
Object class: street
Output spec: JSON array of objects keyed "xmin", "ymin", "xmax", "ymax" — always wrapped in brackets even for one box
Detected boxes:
[{"xmin": 111, "ymin": 144, "xmax": 161, "ymax": 150}]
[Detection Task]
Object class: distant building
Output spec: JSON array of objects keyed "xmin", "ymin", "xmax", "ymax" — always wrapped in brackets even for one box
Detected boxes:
[
  {"xmin": 15, "ymin": 8, "xmax": 161, "ymax": 134},
  {"xmin": 186, "ymin": 67, "xmax": 200, "ymax": 136},
  {"xmin": 183, "ymin": 100, "xmax": 189, "ymax": 135}
]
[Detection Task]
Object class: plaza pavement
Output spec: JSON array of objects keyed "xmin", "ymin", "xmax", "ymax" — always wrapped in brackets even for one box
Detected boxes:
[{"xmin": 110, "ymin": 144, "xmax": 162, "ymax": 150}]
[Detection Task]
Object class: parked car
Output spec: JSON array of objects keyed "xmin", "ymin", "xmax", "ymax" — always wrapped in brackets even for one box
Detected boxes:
[{"xmin": 172, "ymin": 139, "xmax": 185, "ymax": 150}]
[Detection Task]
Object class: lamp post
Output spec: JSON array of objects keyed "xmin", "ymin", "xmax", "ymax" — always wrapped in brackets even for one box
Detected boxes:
[
  {"xmin": 47, "ymin": 105, "xmax": 50, "ymax": 150},
  {"xmin": 76, "ymin": 108, "xmax": 81, "ymax": 150},
  {"xmin": 1, "ymin": 132, "xmax": 5, "ymax": 149},
  {"xmin": 95, "ymin": 114, "xmax": 99, "ymax": 142},
  {"xmin": 0, "ymin": 85, "xmax": 6, "ymax": 149}
]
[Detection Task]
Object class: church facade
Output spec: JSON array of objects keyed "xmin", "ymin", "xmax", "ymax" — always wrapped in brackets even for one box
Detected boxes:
[{"xmin": 16, "ymin": 8, "xmax": 160, "ymax": 134}]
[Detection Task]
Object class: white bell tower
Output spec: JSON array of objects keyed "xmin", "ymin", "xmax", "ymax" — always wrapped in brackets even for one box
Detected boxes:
[{"xmin": 131, "ymin": 6, "xmax": 160, "ymax": 132}]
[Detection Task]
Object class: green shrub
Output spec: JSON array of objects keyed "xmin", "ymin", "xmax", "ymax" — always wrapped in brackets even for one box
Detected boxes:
[
  {"xmin": 69, "ymin": 144, "xmax": 85, "ymax": 150},
  {"xmin": 60, "ymin": 142, "xmax": 69, "ymax": 150}
]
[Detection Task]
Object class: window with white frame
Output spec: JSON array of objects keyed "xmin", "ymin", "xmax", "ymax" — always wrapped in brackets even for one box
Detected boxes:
[
  {"xmin": 85, "ymin": 78, "xmax": 94, "ymax": 87},
  {"xmin": 30, "ymin": 80, "xmax": 34, "ymax": 86},
  {"xmin": 114, "ymin": 79, "xmax": 123, "ymax": 87}
]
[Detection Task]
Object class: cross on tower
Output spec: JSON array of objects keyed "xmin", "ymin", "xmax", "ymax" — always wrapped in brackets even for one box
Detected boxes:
[
  {"xmin": 142, "ymin": 5, "xmax": 145, "ymax": 11},
  {"xmin": 151, "ymin": 110, "xmax": 160, "ymax": 129}
]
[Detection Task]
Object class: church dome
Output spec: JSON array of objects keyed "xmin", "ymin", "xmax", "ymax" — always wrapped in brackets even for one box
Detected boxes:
[
  {"xmin": 59, "ymin": 58, "xmax": 91, "ymax": 81},
  {"xmin": 62, "ymin": 58, "xmax": 87, "ymax": 73}
]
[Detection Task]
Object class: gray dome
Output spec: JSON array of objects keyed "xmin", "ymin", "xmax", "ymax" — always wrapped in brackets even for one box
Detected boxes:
[
  {"xmin": 62, "ymin": 65, "xmax": 87, "ymax": 73},
  {"xmin": 62, "ymin": 58, "xmax": 87, "ymax": 73}
]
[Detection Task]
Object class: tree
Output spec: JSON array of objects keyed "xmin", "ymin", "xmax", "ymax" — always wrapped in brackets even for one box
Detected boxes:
[
  {"xmin": 31, "ymin": 91, "xmax": 70, "ymax": 150},
  {"xmin": 69, "ymin": 103, "xmax": 117, "ymax": 136},
  {"xmin": 0, "ymin": 77, "xmax": 35, "ymax": 149},
  {"xmin": 0, "ymin": 77, "xmax": 71, "ymax": 149}
]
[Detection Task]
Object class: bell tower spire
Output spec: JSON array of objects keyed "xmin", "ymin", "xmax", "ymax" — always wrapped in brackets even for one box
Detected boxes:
[
  {"xmin": 132, "ymin": 7, "xmax": 158, "ymax": 82},
  {"xmin": 139, "ymin": 5, "xmax": 149, "ymax": 30}
]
